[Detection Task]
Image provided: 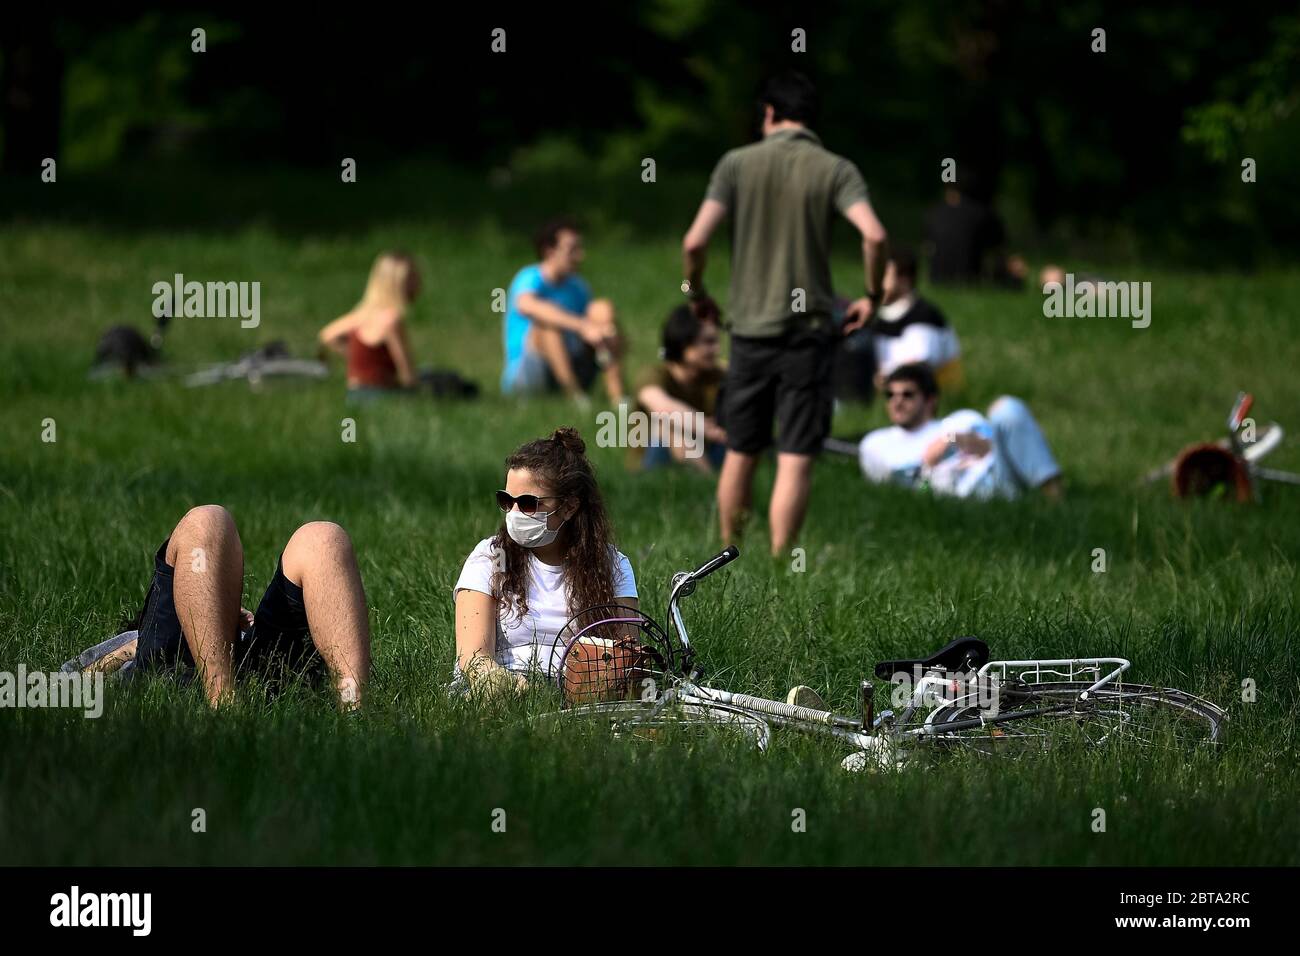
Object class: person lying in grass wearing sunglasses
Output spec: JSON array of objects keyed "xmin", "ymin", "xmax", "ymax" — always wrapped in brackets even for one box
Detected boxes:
[
  {"xmin": 858, "ymin": 363, "xmax": 1062, "ymax": 500},
  {"xmin": 452, "ymin": 427, "xmax": 638, "ymax": 698}
]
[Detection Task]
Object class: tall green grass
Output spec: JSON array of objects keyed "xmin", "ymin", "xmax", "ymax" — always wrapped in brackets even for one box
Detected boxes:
[{"xmin": 1, "ymin": 170, "xmax": 1298, "ymax": 864}]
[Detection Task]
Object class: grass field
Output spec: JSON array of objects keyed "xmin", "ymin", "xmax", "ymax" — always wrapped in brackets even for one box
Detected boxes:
[{"xmin": 2, "ymin": 166, "xmax": 1299, "ymax": 865}]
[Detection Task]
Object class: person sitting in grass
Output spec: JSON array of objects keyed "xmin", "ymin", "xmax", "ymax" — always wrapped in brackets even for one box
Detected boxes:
[
  {"xmin": 318, "ymin": 251, "xmax": 422, "ymax": 402},
  {"xmin": 64, "ymin": 505, "xmax": 371, "ymax": 710},
  {"xmin": 500, "ymin": 218, "xmax": 627, "ymax": 406},
  {"xmin": 923, "ymin": 181, "xmax": 1028, "ymax": 289},
  {"xmin": 858, "ymin": 363, "xmax": 1062, "ymax": 500},
  {"xmin": 630, "ymin": 305, "xmax": 728, "ymax": 472},
  {"xmin": 453, "ymin": 427, "xmax": 638, "ymax": 697},
  {"xmin": 869, "ymin": 246, "xmax": 963, "ymax": 393},
  {"xmin": 834, "ymin": 246, "xmax": 964, "ymax": 403}
]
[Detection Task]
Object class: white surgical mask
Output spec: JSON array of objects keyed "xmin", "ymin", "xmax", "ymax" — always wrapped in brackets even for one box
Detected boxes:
[{"xmin": 505, "ymin": 508, "xmax": 565, "ymax": 549}]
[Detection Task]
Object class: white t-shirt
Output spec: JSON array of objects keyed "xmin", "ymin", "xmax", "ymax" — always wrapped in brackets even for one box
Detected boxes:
[
  {"xmin": 858, "ymin": 410, "xmax": 996, "ymax": 498},
  {"xmin": 453, "ymin": 537, "xmax": 637, "ymax": 677}
]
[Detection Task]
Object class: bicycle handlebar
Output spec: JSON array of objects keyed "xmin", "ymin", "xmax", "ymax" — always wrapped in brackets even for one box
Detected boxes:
[
  {"xmin": 685, "ymin": 546, "xmax": 740, "ymax": 584},
  {"xmin": 1228, "ymin": 392, "xmax": 1253, "ymax": 432},
  {"xmin": 667, "ymin": 547, "xmax": 739, "ymax": 669}
]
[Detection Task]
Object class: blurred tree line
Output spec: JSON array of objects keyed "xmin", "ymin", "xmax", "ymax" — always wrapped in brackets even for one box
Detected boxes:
[{"xmin": 3, "ymin": 1, "xmax": 1298, "ymax": 264}]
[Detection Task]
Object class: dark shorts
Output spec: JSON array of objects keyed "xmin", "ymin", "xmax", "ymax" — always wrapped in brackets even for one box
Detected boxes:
[
  {"xmin": 134, "ymin": 538, "xmax": 323, "ymax": 684},
  {"xmin": 723, "ymin": 322, "xmax": 836, "ymax": 455}
]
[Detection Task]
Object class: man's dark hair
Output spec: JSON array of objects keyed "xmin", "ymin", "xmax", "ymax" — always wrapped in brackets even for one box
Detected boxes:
[
  {"xmin": 535, "ymin": 217, "xmax": 581, "ymax": 259},
  {"xmin": 662, "ymin": 304, "xmax": 716, "ymax": 362},
  {"xmin": 890, "ymin": 246, "xmax": 918, "ymax": 283},
  {"xmin": 886, "ymin": 362, "xmax": 939, "ymax": 399},
  {"xmin": 759, "ymin": 70, "xmax": 819, "ymax": 125}
]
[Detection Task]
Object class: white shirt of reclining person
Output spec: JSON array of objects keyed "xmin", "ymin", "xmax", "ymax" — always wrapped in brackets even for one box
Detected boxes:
[
  {"xmin": 453, "ymin": 537, "xmax": 637, "ymax": 679},
  {"xmin": 858, "ymin": 409, "xmax": 998, "ymax": 499}
]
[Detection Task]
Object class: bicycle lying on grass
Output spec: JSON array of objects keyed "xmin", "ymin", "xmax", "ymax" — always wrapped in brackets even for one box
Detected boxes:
[
  {"xmin": 536, "ymin": 547, "xmax": 1227, "ymax": 770},
  {"xmin": 1144, "ymin": 391, "xmax": 1300, "ymax": 501}
]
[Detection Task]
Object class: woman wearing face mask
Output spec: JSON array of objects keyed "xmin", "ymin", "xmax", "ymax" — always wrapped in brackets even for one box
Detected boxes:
[{"xmin": 452, "ymin": 427, "xmax": 638, "ymax": 697}]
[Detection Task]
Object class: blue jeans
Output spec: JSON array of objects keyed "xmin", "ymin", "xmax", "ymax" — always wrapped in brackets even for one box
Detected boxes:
[
  {"xmin": 985, "ymin": 396, "xmax": 1061, "ymax": 498},
  {"xmin": 345, "ymin": 385, "xmax": 402, "ymax": 406}
]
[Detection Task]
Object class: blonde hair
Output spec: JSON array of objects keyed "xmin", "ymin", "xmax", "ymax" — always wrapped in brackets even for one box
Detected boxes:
[{"xmin": 357, "ymin": 252, "xmax": 419, "ymax": 314}]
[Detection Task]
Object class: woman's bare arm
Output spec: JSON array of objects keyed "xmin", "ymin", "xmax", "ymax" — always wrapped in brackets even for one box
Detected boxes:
[
  {"xmin": 455, "ymin": 589, "xmax": 525, "ymax": 697},
  {"xmin": 385, "ymin": 317, "xmax": 417, "ymax": 387},
  {"xmin": 616, "ymin": 596, "xmax": 642, "ymax": 640},
  {"xmin": 637, "ymin": 383, "xmax": 696, "ymax": 418},
  {"xmin": 318, "ymin": 311, "xmax": 360, "ymax": 357},
  {"xmin": 638, "ymin": 385, "xmax": 724, "ymax": 458}
]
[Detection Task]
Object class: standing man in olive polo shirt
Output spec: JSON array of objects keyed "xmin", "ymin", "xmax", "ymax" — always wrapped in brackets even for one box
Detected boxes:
[{"xmin": 681, "ymin": 70, "xmax": 889, "ymax": 555}]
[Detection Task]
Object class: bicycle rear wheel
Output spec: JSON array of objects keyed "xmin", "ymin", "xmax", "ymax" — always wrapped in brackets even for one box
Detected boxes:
[
  {"xmin": 926, "ymin": 681, "xmax": 1226, "ymax": 754},
  {"xmin": 535, "ymin": 699, "xmax": 771, "ymax": 751}
]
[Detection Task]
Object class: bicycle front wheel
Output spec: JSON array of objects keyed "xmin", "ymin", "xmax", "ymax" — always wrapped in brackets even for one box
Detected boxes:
[
  {"xmin": 535, "ymin": 699, "xmax": 772, "ymax": 751},
  {"xmin": 925, "ymin": 681, "xmax": 1226, "ymax": 754}
]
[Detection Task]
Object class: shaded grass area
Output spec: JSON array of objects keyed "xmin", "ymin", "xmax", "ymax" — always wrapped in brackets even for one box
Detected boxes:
[{"xmin": 1, "ymin": 185, "xmax": 1298, "ymax": 865}]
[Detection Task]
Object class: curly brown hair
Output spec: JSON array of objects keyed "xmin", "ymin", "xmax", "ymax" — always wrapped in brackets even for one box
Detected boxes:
[{"xmin": 491, "ymin": 427, "xmax": 620, "ymax": 624}]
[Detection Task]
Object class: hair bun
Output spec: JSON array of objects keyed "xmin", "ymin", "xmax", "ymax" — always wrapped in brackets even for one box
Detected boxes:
[{"xmin": 550, "ymin": 427, "xmax": 586, "ymax": 456}]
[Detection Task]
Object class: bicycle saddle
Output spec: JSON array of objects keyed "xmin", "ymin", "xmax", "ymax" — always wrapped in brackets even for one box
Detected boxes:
[{"xmin": 873, "ymin": 637, "xmax": 989, "ymax": 680}]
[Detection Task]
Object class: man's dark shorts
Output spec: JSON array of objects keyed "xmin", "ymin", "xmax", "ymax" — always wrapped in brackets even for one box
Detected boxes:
[
  {"xmin": 134, "ymin": 538, "xmax": 323, "ymax": 683},
  {"xmin": 723, "ymin": 320, "xmax": 836, "ymax": 455}
]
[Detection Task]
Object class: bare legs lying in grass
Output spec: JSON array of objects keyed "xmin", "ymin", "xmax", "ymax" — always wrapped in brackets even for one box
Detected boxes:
[{"xmin": 85, "ymin": 505, "xmax": 370, "ymax": 710}]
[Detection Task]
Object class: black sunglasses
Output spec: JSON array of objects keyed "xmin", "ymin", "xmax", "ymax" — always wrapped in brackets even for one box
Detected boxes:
[{"xmin": 495, "ymin": 490, "xmax": 562, "ymax": 515}]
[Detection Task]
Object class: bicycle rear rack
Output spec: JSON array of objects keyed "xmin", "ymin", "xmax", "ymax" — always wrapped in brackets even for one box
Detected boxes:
[{"xmin": 978, "ymin": 657, "xmax": 1131, "ymax": 698}]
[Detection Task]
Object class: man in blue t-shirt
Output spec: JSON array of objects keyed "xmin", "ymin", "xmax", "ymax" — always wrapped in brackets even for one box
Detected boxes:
[{"xmin": 501, "ymin": 218, "xmax": 626, "ymax": 404}]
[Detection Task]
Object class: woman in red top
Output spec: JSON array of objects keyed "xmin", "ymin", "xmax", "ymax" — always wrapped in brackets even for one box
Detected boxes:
[{"xmin": 318, "ymin": 252, "xmax": 422, "ymax": 399}]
